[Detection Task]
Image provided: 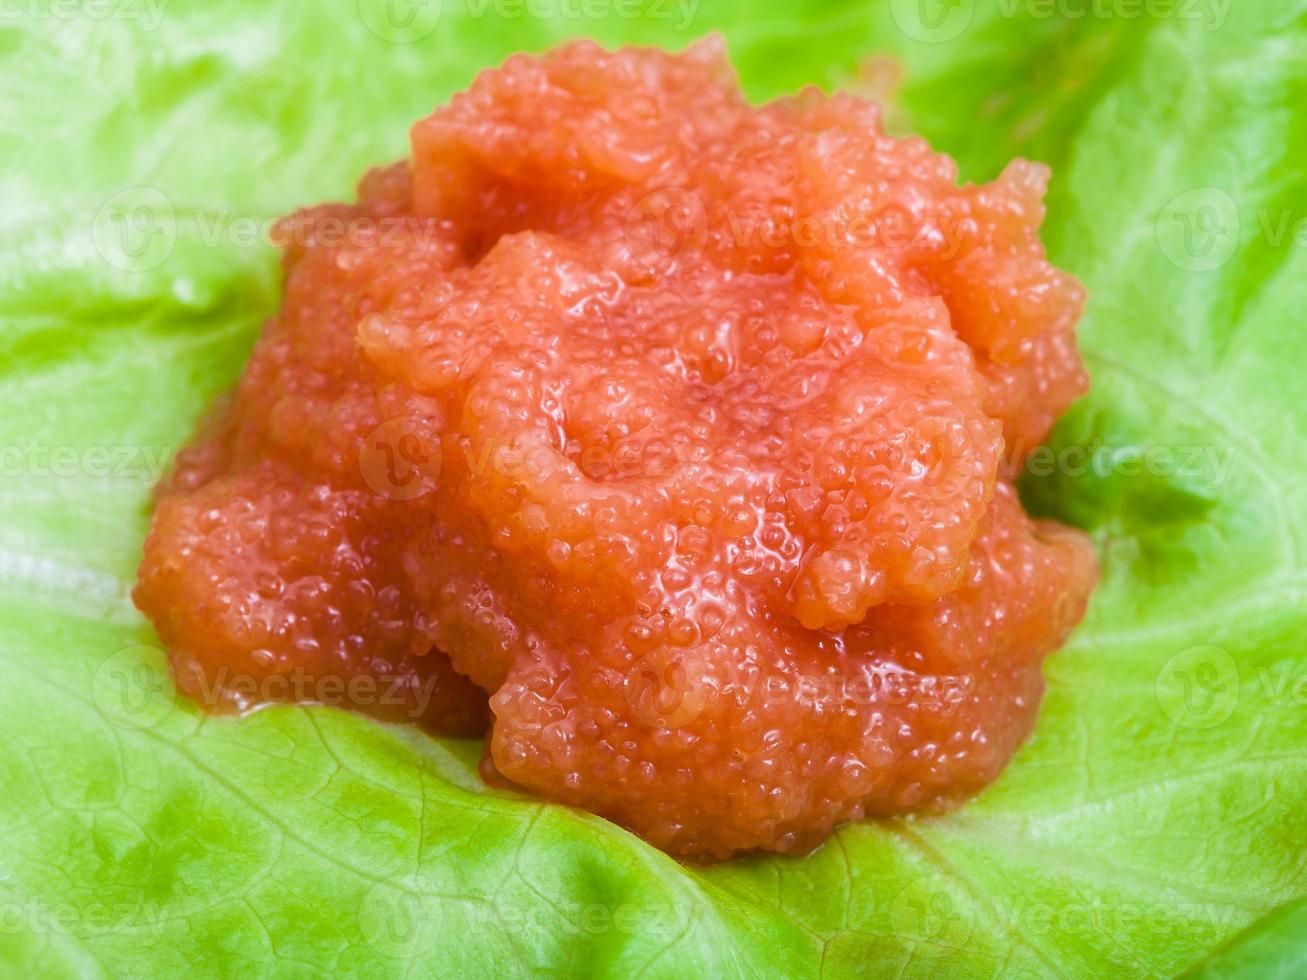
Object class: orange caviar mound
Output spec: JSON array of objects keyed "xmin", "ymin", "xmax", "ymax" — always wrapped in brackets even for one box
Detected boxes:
[{"xmin": 135, "ymin": 37, "xmax": 1097, "ymax": 859}]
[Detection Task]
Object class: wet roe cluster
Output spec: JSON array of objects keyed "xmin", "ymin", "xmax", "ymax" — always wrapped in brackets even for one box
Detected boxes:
[{"xmin": 136, "ymin": 38, "xmax": 1097, "ymax": 859}]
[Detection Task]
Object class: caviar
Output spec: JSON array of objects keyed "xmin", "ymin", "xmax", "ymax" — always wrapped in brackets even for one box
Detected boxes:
[{"xmin": 135, "ymin": 38, "xmax": 1097, "ymax": 859}]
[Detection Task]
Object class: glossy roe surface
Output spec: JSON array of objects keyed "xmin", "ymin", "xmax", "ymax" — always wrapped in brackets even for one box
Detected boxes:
[{"xmin": 135, "ymin": 38, "xmax": 1097, "ymax": 858}]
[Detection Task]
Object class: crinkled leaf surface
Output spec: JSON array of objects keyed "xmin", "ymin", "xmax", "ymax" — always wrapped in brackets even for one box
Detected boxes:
[{"xmin": 1, "ymin": 1, "xmax": 1305, "ymax": 976}]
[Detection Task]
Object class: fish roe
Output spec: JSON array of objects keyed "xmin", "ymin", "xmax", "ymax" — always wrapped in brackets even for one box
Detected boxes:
[{"xmin": 135, "ymin": 37, "xmax": 1097, "ymax": 859}]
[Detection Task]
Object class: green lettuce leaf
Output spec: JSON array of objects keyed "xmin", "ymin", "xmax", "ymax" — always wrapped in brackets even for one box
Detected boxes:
[
  {"xmin": 1182, "ymin": 896, "xmax": 1307, "ymax": 978},
  {"xmin": 2, "ymin": 1, "xmax": 1304, "ymax": 976}
]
